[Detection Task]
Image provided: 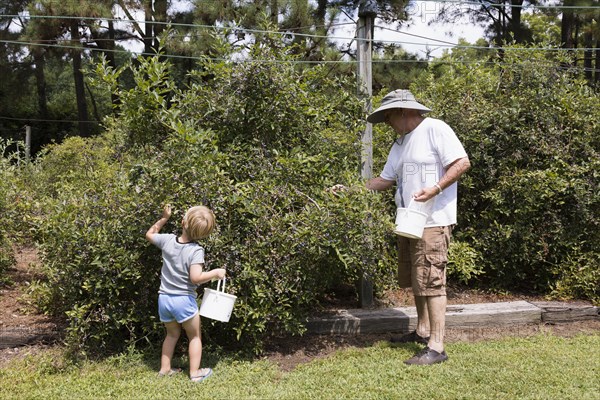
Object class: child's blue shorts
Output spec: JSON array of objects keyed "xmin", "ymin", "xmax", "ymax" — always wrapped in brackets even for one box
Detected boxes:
[{"xmin": 158, "ymin": 294, "xmax": 198, "ymax": 323}]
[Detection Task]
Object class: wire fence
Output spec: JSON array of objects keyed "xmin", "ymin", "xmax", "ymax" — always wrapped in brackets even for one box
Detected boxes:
[{"xmin": 1, "ymin": 3, "xmax": 599, "ymax": 126}]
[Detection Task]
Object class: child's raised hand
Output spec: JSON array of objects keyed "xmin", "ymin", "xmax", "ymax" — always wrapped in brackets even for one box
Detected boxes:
[{"xmin": 162, "ymin": 204, "xmax": 172, "ymax": 220}]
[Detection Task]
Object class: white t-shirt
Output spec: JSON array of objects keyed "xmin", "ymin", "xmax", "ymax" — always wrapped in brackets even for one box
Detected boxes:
[{"xmin": 380, "ymin": 117, "xmax": 468, "ymax": 227}]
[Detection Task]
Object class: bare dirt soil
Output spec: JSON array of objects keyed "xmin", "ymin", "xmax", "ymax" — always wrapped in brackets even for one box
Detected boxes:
[
  {"xmin": 0, "ymin": 246, "xmax": 64, "ymax": 367},
  {"xmin": 1, "ymin": 246, "xmax": 598, "ymax": 371}
]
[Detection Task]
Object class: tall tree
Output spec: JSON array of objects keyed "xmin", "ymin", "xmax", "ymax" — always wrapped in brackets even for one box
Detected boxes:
[
  {"xmin": 561, "ymin": 0, "xmax": 577, "ymax": 48},
  {"xmin": 24, "ymin": 1, "xmax": 115, "ymax": 137},
  {"xmin": 143, "ymin": 0, "xmax": 167, "ymax": 54},
  {"xmin": 558, "ymin": 0, "xmax": 600, "ymax": 83},
  {"xmin": 431, "ymin": 0, "xmax": 534, "ymax": 46},
  {"xmin": 115, "ymin": 0, "xmax": 169, "ymax": 55},
  {"xmin": 68, "ymin": 18, "xmax": 91, "ymax": 136},
  {"xmin": 1, "ymin": 1, "xmax": 42, "ymax": 143},
  {"xmin": 431, "ymin": 0, "xmax": 600, "ymax": 84},
  {"xmin": 31, "ymin": 46, "xmax": 48, "ymax": 119}
]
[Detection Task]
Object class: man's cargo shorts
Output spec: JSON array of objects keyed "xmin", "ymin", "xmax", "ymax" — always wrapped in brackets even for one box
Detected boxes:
[{"xmin": 397, "ymin": 225, "xmax": 453, "ymax": 296}]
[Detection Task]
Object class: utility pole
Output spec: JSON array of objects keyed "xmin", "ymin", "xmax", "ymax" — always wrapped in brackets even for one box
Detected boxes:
[
  {"xmin": 25, "ymin": 125, "xmax": 31, "ymax": 163},
  {"xmin": 357, "ymin": 0, "xmax": 377, "ymax": 308}
]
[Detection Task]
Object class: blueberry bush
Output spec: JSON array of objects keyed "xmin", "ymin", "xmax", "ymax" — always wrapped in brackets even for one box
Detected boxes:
[
  {"xmin": 28, "ymin": 32, "xmax": 397, "ymax": 354},
  {"xmin": 13, "ymin": 38, "xmax": 599, "ymax": 358},
  {"xmin": 0, "ymin": 139, "xmax": 18, "ymax": 285}
]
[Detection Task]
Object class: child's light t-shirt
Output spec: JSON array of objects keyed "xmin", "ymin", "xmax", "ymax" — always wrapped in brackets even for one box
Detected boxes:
[
  {"xmin": 151, "ymin": 233, "xmax": 205, "ymax": 296},
  {"xmin": 380, "ymin": 117, "xmax": 468, "ymax": 227}
]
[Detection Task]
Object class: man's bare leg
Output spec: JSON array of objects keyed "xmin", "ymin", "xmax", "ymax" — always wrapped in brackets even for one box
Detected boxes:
[{"xmin": 426, "ymin": 295, "xmax": 447, "ymax": 353}]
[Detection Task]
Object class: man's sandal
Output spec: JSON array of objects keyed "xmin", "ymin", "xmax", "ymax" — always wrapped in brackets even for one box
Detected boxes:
[{"xmin": 190, "ymin": 368, "xmax": 213, "ymax": 383}]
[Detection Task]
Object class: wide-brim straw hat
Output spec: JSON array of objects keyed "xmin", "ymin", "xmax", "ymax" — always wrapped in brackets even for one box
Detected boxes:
[{"xmin": 367, "ymin": 89, "xmax": 431, "ymax": 124}]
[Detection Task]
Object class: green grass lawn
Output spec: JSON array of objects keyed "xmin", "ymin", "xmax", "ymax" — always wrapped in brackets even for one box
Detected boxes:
[{"xmin": 1, "ymin": 333, "xmax": 598, "ymax": 400}]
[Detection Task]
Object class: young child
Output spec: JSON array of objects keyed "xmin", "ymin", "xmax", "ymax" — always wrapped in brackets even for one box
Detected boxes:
[{"xmin": 145, "ymin": 204, "xmax": 225, "ymax": 383}]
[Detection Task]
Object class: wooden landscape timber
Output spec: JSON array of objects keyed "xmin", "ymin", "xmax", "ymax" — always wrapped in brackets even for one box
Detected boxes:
[
  {"xmin": 532, "ymin": 301, "xmax": 600, "ymax": 323},
  {"xmin": 306, "ymin": 301, "xmax": 600, "ymax": 335}
]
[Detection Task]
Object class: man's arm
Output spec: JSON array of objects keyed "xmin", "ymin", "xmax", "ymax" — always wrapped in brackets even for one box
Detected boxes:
[
  {"xmin": 413, "ymin": 157, "xmax": 471, "ymax": 202},
  {"xmin": 328, "ymin": 176, "xmax": 394, "ymax": 194},
  {"xmin": 437, "ymin": 157, "xmax": 471, "ymax": 191},
  {"xmin": 365, "ymin": 176, "xmax": 395, "ymax": 191}
]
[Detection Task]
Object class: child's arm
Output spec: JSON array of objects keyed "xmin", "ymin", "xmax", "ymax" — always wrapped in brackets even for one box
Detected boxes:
[
  {"xmin": 189, "ymin": 264, "xmax": 226, "ymax": 285},
  {"xmin": 145, "ymin": 205, "xmax": 172, "ymax": 243}
]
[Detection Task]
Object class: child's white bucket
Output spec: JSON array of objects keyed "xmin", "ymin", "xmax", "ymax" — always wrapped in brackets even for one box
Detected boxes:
[
  {"xmin": 199, "ymin": 278, "xmax": 237, "ymax": 322},
  {"xmin": 394, "ymin": 198, "xmax": 428, "ymax": 239}
]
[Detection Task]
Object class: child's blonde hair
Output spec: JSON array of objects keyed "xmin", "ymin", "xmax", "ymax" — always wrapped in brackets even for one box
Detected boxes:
[{"xmin": 183, "ymin": 206, "xmax": 215, "ymax": 241}]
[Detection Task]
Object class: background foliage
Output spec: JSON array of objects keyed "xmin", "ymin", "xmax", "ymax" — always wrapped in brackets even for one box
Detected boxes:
[
  {"xmin": 1, "ymin": 33, "xmax": 598, "ymax": 357},
  {"xmin": 413, "ymin": 47, "xmax": 599, "ymax": 302},
  {"xmin": 0, "ymin": 139, "xmax": 19, "ymax": 285},
  {"xmin": 23, "ymin": 32, "xmax": 398, "ymax": 355}
]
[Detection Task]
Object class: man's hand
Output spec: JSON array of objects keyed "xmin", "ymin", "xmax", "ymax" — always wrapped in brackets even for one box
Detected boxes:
[
  {"xmin": 327, "ymin": 184, "xmax": 348, "ymax": 194},
  {"xmin": 413, "ymin": 156, "xmax": 470, "ymax": 202},
  {"xmin": 412, "ymin": 187, "xmax": 440, "ymax": 202}
]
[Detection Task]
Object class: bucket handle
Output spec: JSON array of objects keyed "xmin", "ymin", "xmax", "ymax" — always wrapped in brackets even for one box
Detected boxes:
[
  {"xmin": 406, "ymin": 197, "xmax": 423, "ymax": 211},
  {"xmin": 401, "ymin": 198, "xmax": 416, "ymax": 214},
  {"xmin": 216, "ymin": 277, "xmax": 226, "ymax": 293}
]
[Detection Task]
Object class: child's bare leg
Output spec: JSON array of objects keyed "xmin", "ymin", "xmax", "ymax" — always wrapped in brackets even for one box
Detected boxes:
[
  {"xmin": 182, "ymin": 313, "xmax": 203, "ymax": 378},
  {"xmin": 160, "ymin": 321, "xmax": 181, "ymax": 374}
]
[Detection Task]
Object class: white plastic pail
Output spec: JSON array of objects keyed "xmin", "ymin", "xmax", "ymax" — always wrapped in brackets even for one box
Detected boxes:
[
  {"xmin": 199, "ymin": 278, "xmax": 237, "ymax": 322},
  {"xmin": 393, "ymin": 199, "xmax": 428, "ymax": 239}
]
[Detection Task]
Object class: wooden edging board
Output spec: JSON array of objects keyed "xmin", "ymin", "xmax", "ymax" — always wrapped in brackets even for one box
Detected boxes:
[{"xmin": 305, "ymin": 301, "xmax": 599, "ymax": 335}]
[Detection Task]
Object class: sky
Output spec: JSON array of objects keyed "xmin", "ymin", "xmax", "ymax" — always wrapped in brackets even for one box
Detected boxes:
[
  {"xmin": 7, "ymin": 0, "xmax": 487, "ymax": 60},
  {"xmin": 381, "ymin": 1, "xmax": 486, "ymax": 58},
  {"xmin": 333, "ymin": 1, "xmax": 487, "ymax": 59},
  {"xmin": 112, "ymin": 0, "xmax": 487, "ymax": 60}
]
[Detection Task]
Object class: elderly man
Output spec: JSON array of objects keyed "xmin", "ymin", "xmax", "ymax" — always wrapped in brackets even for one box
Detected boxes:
[{"xmin": 366, "ymin": 89, "xmax": 470, "ymax": 365}]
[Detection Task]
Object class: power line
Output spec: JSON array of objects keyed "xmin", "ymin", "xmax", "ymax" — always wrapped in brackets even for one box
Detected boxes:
[
  {"xmin": 416, "ymin": 0, "xmax": 600, "ymax": 10},
  {"xmin": 2, "ymin": 38, "xmax": 599, "ymax": 74},
  {"xmin": 375, "ymin": 25, "xmax": 463, "ymax": 47},
  {"xmin": 4, "ymin": 12, "xmax": 600, "ymax": 51},
  {"xmin": 2, "ymin": 13, "xmax": 352, "ymax": 43},
  {"xmin": 0, "ymin": 115, "xmax": 100, "ymax": 124},
  {"xmin": 0, "ymin": 39, "xmax": 213, "ymax": 62},
  {"xmin": 374, "ymin": 24, "xmax": 600, "ymax": 54},
  {"xmin": 3, "ymin": 13, "xmax": 371, "ymax": 50},
  {"xmin": 4, "ymin": 34, "xmax": 600, "ymax": 58}
]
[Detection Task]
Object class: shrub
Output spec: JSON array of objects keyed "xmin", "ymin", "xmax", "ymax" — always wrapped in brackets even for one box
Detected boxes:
[
  {"xmin": 0, "ymin": 139, "xmax": 21, "ymax": 284},
  {"xmin": 0, "ymin": 236, "xmax": 13, "ymax": 286},
  {"xmin": 26, "ymin": 135, "xmax": 160, "ymax": 353},
  {"xmin": 31, "ymin": 32, "xmax": 397, "ymax": 355},
  {"xmin": 447, "ymin": 240, "xmax": 484, "ymax": 285},
  {"xmin": 551, "ymin": 250, "xmax": 600, "ymax": 304}
]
